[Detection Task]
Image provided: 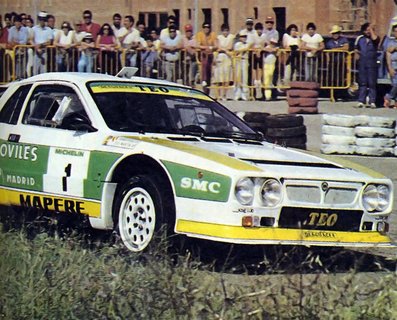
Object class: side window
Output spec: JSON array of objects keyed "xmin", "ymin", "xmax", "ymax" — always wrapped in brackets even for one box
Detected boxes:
[
  {"xmin": 0, "ymin": 85, "xmax": 32, "ymax": 124},
  {"xmin": 23, "ymin": 84, "xmax": 87, "ymax": 129}
]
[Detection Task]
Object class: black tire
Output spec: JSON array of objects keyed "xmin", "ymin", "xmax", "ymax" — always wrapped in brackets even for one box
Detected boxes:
[
  {"xmin": 266, "ymin": 134, "xmax": 307, "ymax": 145},
  {"xmin": 246, "ymin": 122, "xmax": 267, "ymax": 134},
  {"xmin": 113, "ymin": 175, "xmax": 170, "ymax": 252},
  {"xmin": 243, "ymin": 112, "xmax": 270, "ymax": 122},
  {"xmin": 266, "ymin": 125, "xmax": 306, "ymax": 138},
  {"xmin": 265, "ymin": 114, "xmax": 304, "ymax": 128}
]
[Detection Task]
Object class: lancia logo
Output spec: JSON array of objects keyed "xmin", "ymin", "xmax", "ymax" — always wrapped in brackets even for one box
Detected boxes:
[{"xmin": 321, "ymin": 182, "xmax": 329, "ymax": 192}]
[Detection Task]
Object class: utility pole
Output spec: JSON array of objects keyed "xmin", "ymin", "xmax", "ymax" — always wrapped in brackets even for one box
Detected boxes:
[{"xmin": 194, "ymin": 0, "xmax": 199, "ymax": 33}]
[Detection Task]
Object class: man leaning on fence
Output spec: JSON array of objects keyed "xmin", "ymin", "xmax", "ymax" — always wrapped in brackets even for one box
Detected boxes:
[
  {"xmin": 31, "ymin": 11, "xmax": 53, "ymax": 75},
  {"xmin": 8, "ymin": 15, "xmax": 29, "ymax": 79},
  {"xmin": 325, "ymin": 25, "xmax": 349, "ymax": 99},
  {"xmin": 160, "ymin": 25, "xmax": 183, "ymax": 82}
]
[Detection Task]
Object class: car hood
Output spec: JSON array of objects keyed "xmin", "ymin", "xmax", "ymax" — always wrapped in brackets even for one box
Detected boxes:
[{"xmin": 108, "ymin": 135, "xmax": 385, "ymax": 181}]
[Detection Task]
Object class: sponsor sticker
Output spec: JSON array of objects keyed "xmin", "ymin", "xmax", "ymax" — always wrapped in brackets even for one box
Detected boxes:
[{"xmin": 162, "ymin": 161, "xmax": 231, "ymax": 202}]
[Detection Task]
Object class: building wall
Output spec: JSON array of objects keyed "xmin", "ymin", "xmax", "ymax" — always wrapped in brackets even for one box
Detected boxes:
[{"xmin": 1, "ymin": 0, "xmax": 395, "ymax": 38}]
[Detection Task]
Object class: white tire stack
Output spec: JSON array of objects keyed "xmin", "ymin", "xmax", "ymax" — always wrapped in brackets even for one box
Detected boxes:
[{"xmin": 321, "ymin": 114, "xmax": 396, "ymax": 157}]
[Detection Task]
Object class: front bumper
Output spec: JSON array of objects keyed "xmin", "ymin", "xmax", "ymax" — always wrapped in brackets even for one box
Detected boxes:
[{"xmin": 176, "ymin": 219, "xmax": 395, "ymax": 247}]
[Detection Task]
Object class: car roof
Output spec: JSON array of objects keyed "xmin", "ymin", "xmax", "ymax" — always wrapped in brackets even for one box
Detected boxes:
[{"xmin": 17, "ymin": 72, "xmax": 189, "ymax": 88}]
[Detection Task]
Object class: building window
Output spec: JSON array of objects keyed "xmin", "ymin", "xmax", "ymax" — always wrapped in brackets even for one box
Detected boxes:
[
  {"xmin": 202, "ymin": 8, "xmax": 211, "ymax": 24},
  {"xmin": 254, "ymin": 7, "xmax": 258, "ymax": 20},
  {"xmin": 188, "ymin": 9, "xmax": 192, "ymax": 20},
  {"xmin": 221, "ymin": 8, "xmax": 229, "ymax": 26}
]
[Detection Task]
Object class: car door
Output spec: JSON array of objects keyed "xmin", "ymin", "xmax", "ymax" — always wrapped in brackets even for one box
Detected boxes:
[{"xmin": 22, "ymin": 83, "xmax": 97, "ymax": 195}]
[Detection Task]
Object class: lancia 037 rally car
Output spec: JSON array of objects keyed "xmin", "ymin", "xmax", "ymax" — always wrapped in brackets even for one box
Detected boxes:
[{"xmin": 0, "ymin": 72, "xmax": 394, "ymax": 252}]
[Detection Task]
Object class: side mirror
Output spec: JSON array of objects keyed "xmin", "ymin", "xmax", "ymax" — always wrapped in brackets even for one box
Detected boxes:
[{"xmin": 61, "ymin": 112, "xmax": 97, "ymax": 132}]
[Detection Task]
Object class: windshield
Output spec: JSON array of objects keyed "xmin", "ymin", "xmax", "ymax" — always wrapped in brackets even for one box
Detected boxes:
[{"xmin": 88, "ymin": 81, "xmax": 261, "ymax": 140}]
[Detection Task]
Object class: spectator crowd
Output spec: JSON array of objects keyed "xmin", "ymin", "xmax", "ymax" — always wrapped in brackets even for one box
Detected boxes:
[{"xmin": 1, "ymin": 9, "xmax": 396, "ymax": 107}]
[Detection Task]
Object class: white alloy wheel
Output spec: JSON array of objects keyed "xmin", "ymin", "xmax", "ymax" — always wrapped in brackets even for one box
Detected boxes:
[{"xmin": 118, "ymin": 187, "xmax": 156, "ymax": 252}]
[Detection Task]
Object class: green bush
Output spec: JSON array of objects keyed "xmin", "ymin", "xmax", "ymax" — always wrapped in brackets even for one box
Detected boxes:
[{"xmin": 0, "ymin": 224, "xmax": 396, "ymax": 319}]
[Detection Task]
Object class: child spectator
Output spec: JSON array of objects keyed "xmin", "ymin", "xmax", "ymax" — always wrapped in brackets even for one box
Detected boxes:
[
  {"xmin": 252, "ymin": 22, "xmax": 266, "ymax": 98},
  {"xmin": 140, "ymin": 35, "xmax": 158, "ymax": 78},
  {"xmin": 233, "ymin": 30, "xmax": 251, "ymax": 101},
  {"xmin": 77, "ymin": 33, "xmax": 95, "ymax": 72}
]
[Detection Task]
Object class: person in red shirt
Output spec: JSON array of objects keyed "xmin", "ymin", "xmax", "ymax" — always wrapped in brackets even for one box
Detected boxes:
[
  {"xmin": 0, "ymin": 24, "xmax": 9, "ymax": 48},
  {"xmin": 80, "ymin": 10, "xmax": 101, "ymax": 41},
  {"xmin": 0, "ymin": 24, "xmax": 10, "ymax": 82}
]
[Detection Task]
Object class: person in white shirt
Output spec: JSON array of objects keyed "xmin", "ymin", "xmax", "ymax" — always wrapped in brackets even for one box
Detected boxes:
[
  {"xmin": 160, "ymin": 25, "xmax": 182, "ymax": 82},
  {"xmin": 239, "ymin": 18, "xmax": 256, "ymax": 45},
  {"xmin": 121, "ymin": 15, "xmax": 145, "ymax": 67},
  {"xmin": 54, "ymin": 21, "xmax": 76, "ymax": 71},
  {"xmin": 31, "ymin": 11, "xmax": 53, "ymax": 75},
  {"xmin": 282, "ymin": 23, "xmax": 301, "ymax": 84},
  {"xmin": 111, "ymin": 13, "xmax": 127, "ymax": 46},
  {"xmin": 160, "ymin": 15, "xmax": 181, "ymax": 42},
  {"xmin": 263, "ymin": 16, "xmax": 279, "ymax": 45},
  {"xmin": 214, "ymin": 24, "xmax": 234, "ymax": 100},
  {"xmin": 301, "ymin": 22, "xmax": 324, "ymax": 82},
  {"xmin": 233, "ymin": 30, "xmax": 252, "ymax": 101}
]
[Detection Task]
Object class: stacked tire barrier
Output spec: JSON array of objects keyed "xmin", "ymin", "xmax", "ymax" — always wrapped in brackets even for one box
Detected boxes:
[
  {"xmin": 287, "ymin": 81, "xmax": 319, "ymax": 114},
  {"xmin": 240, "ymin": 112, "xmax": 269, "ymax": 136},
  {"xmin": 321, "ymin": 114, "xmax": 397, "ymax": 156},
  {"xmin": 239, "ymin": 112, "xmax": 307, "ymax": 150}
]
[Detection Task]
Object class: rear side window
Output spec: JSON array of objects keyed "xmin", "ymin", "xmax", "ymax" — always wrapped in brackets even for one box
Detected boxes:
[{"xmin": 0, "ymin": 85, "xmax": 32, "ymax": 124}]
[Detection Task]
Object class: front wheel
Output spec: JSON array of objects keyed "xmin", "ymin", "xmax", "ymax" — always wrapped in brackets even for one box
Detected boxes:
[{"xmin": 113, "ymin": 175, "xmax": 167, "ymax": 252}]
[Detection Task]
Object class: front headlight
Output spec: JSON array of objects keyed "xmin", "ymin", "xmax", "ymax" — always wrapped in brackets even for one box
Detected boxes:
[
  {"xmin": 260, "ymin": 179, "xmax": 282, "ymax": 207},
  {"xmin": 362, "ymin": 184, "xmax": 391, "ymax": 212},
  {"xmin": 235, "ymin": 178, "xmax": 255, "ymax": 205}
]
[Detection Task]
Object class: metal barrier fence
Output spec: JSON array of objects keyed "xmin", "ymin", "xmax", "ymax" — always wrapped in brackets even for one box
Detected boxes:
[{"xmin": 0, "ymin": 46, "xmax": 358, "ymax": 101}]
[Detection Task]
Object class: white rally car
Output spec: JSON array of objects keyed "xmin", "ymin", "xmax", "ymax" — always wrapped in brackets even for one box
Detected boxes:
[{"xmin": 0, "ymin": 72, "xmax": 394, "ymax": 252}]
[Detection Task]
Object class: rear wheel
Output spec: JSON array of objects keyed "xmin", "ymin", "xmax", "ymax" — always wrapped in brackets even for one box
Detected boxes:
[{"xmin": 114, "ymin": 175, "xmax": 167, "ymax": 252}]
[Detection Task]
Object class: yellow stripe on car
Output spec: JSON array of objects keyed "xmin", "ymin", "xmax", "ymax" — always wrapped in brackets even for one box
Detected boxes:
[
  {"xmin": 90, "ymin": 84, "xmax": 213, "ymax": 101},
  {"xmin": 0, "ymin": 188, "xmax": 101, "ymax": 218},
  {"xmin": 126, "ymin": 136, "xmax": 262, "ymax": 172},
  {"xmin": 176, "ymin": 219, "xmax": 391, "ymax": 244}
]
